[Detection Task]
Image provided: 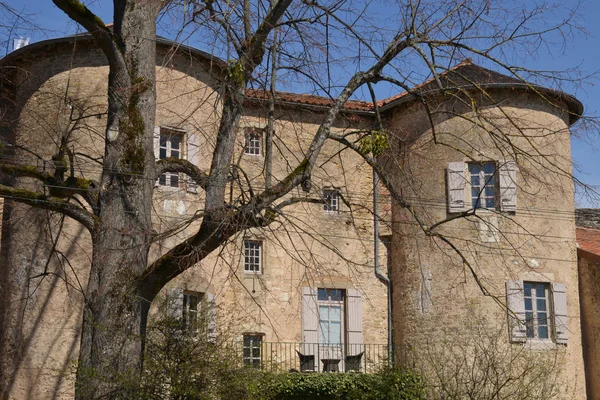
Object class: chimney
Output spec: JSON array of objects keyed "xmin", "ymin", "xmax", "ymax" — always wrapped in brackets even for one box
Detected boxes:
[{"xmin": 12, "ymin": 37, "xmax": 30, "ymax": 51}]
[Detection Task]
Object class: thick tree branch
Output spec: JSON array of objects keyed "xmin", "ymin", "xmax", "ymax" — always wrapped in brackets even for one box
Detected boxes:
[
  {"xmin": 0, "ymin": 162, "xmax": 98, "ymax": 207},
  {"xmin": 240, "ymin": 0, "xmax": 293, "ymax": 71},
  {"xmin": 155, "ymin": 158, "xmax": 209, "ymax": 190},
  {"xmin": 51, "ymin": 0, "xmax": 127, "ymax": 76},
  {"xmin": 0, "ymin": 185, "xmax": 96, "ymax": 231}
]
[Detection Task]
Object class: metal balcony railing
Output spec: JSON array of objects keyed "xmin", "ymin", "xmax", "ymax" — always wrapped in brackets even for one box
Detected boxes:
[{"xmin": 226, "ymin": 342, "xmax": 404, "ymax": 373}]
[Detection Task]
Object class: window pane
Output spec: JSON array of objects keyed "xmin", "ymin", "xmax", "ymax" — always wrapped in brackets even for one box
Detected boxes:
[
  {"xmin": 537, "ymin": 312, "xmax": 547, "ymax": 326},
  {"xmin": 483, "ymin": 163, "xmax": 495, "ymax": 174},
  {"xmin": 524, "ymin": 284, "xmax": 532, "ymax": 297},
  {"xmin": 330, "ymin": 321, "xmax": 341, "ymax": 344},
  {"xmin": 159, "ymin": 174, "xmax": 166, "ymax": 185},
  {"xmin": 252, "ymin": 348, "xmax": 261, "ymax": 357},
  {"xmin": 171, "ymin": 136, "xmax": 180, "ymax": 149},
  {"xmin": 485, "ymin": 198, "xmax": 496, "ymax": 208},
  {"xmin": 535, "ymin": 285, "xmax": 545, "ymax": 298},
  {"xmin": 330, "ymin": 290, "xmax": 343, "ymax": 301},
  {"xmin": 471, "ymin": 175, "xmax": 480, "ymax": 187},
  {"xmin": 538, "ymin": 326, "xmax": 549, "ymax": 339},
  {"xmin": 170, "ymin": 174, "xmax": 179, "ymax": 187},
  {"xmin": 536, "ymin": 298, "xmax": 546, "ymax": 311},
  {"xmin": 318, "ymin": 289, "xmax": 327, "ymax": 301},
  {"xmin": 525, "ymin": 312, "xmax": 534, "ymax": 338},
  {"xmin": 330, "ymin": 306, "xmax": 342, "ymax": 322},
  {"xmin": 524, "ymin": 298, "xmax": 532, "ymax": 311},
  {"xmin": 469, "ymin": 164, "xmax": 481, "ymax": 174},
  {"xmin": 160, "ymin": 136, "xmax": 167, "ymax": 146},
  {"xmin": 171, "ymin": 150, "xmax": 179, "ymax": 159},
  {"xmin": 319, "ymin": 305, "xmax": 329, "ymax": 320},
  {"xmin": 319, "ymin": 322, "xmax": 327, "ymax": 343},
  {"xmin": 159, "ymin": 148, "xmax": 166, "ymax": 159}
]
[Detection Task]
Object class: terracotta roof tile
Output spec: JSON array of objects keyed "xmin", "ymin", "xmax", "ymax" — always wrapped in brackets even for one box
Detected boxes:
[
  {"xmin": 577, "ymin": 227, "xmax": 600, "ymax": 257},
  {"xmin": 247, "ymin": 60, "xmax": 529, "ymax": 112},
  {"xmin": 245, "ymin": 89, "xmax": 372, "ymax": 111}
]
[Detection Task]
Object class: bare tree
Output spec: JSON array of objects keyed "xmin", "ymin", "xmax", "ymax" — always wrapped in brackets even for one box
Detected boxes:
[{"xmin": 0, "ymin": 0, "xmax": 592, "ymax": 398}]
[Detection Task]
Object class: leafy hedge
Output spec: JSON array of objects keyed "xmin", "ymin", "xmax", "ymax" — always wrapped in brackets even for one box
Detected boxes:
[{"xmin": 222, "ymin": 369, "xmax": 425, "ymax": 400}]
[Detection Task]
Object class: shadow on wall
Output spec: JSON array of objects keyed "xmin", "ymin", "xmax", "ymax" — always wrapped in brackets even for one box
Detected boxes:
[{"xmin": 1, "ymin": 202, "xmax": 87, "ymax": 399}]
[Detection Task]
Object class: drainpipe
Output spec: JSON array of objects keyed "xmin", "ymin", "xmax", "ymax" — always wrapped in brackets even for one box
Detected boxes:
[{"xmin": 373, "ymin": 168, "xmax": 393, "ymax": 367}]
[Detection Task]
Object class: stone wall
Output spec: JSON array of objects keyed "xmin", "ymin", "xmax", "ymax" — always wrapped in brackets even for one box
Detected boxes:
[{"xmin": 383, "ymin": 91, "xmax": 586, "ymax": 398}]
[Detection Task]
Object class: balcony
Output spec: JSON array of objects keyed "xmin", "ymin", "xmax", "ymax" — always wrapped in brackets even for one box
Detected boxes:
[{"xmin": 228, "ymin": 342, "xmax": 403, "ymax": 373}]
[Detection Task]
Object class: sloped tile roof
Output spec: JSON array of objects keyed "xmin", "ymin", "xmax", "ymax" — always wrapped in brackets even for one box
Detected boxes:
[{"xmin": 577, "ymin": 227, "xmax": 600, "ymax": 257}]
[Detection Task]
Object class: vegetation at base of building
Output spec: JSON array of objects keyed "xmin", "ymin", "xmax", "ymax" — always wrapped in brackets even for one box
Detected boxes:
[{"xmin": 248, "ymin": 369, "xmax": 425, "ymax": 400}]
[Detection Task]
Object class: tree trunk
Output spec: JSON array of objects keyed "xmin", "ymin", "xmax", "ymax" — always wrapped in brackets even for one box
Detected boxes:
[{"xmin": 74, "ymin": 2, "xmax": 159, "ymax": 398}]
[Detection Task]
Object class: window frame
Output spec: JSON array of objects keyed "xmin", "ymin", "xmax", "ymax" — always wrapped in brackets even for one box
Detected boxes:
[
  {"xmin": 242, "ymin": 334, "xmax": 263, "ymax": 368},
  {"xmin": 244, "ymin": 128, "xmax": 262, "ymax": 156},
  {"xmin": 243, "ymin": 239, "xmax": 263, "ymax": 274},
  {"xmin": 182, "ymin": 291, "xmax": 203, "ymax": 335},
  {"xmin": 523, "ymin": 282, "xmax": 552, "ymax": 341},
  {"xmin": 468, "ymin": 161, "xmax": 498, "ymax": 210},
  {"xmin": 317, "ymin": 288, "xmax": 345, "ymax": 345},
  {"xmin": 158, "ymin": 127, "xmax": 186, "ymax": 188},
  {"xmin": 323, "ymin": 189, "xmax": 341, "ymax": 213}
]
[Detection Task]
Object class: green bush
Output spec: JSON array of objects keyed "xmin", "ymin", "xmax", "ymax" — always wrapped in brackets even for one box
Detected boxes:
[{"xmin": 249, "ymin": 369, "xmax": 425, "ymax": 400}]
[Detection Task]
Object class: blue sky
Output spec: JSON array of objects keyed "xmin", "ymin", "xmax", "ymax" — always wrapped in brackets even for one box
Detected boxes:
[{"xmin": 4, "ymin": 0, "xmax": 600, "ymax": 206}]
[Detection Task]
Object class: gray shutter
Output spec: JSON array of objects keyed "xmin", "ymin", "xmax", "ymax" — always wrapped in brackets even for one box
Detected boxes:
[
  {"xmin": 447, "ymin": 161, "xmax": 467, "ymax": 213},
  {"xmin": 154, "ymin": 127, "xmax": 161, "ymax": 187},
  {"xmin": 186, "ymin": 133, "xmax": 200, "ymax": 193},
  {"xmin": 301, "ymin": 287, "xmax": 319, "ymax": 358},
  {"xmin": 552, "ymin": 283, "xmax": 568, "ymax": 344},
  {"xmin": 167, "ymin": 287, "xmax": 183, "ymax": 320},
  {"xmin": 499, "ymin": 160, "xmax": 517, "ymax": 212},
  {"xmin": 205, "ymin": 293, "xmax": 217, "ymax": 343},
  {"xmin": 506, "ymin": 281, "xmax": 527, "ymax": 343},
  {"xmin": 347, "ymin": 288, "xmax": 363, "ymax": 356}
]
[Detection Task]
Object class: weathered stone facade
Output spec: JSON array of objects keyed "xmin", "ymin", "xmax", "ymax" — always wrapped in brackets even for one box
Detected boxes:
[{"xmin": 0, "ymin": 33, "xmax": 587, "ymax": 399}]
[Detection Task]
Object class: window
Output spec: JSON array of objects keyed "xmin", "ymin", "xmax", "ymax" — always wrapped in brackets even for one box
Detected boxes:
[
  {"xmin": 447, "ymin": 161, "xmax": 517, "ymax": 213},
  {"xmin": 506, "ymin": 281, "xmax": 568, "ymax": 344},
  {"xmin": 524, "ymin": 282, "xmax": 550, "ymax": 339},
  {"xmin": 244, "ymin": 239, "xmax": 262, "ymax": 273},
  {"xmin": 182, "ymin": 291, "xmax": 202, "ymax": 334},
  {"xmin": 243, "ymin": 335, "xmax": 263, "ymax": 368},
  {"xmin": 317, "ymin": 289, "xmax": 344, "ymax": 345},
  {"xmin": 323, "ymin": 189, "xmax": 340, "ymax": 213},
  {"xmin": 469, "ymin": 162, "xmax": 496, "ymax": 209},
  {"xmin": 244, "ymin": 129, "xmax": 262, "ymax": 155},
  {"xmin": 159, "ymin": 128, "xmax": 184, "ymax": 187}
]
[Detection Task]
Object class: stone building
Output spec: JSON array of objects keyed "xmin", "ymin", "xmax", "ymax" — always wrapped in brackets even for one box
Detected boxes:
[
  {"xmin": 576, "ymin": 209, "xmax": 600, "ymax": 399},
  {"xmin": 0, "ymin": 32, "xmax": 588, "ymax": 399}
]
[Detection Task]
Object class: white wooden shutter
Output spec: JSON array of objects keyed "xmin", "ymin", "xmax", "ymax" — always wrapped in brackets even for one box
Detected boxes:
[
  {"xmin": 186, "ymin": 133, "xmax": 200, "ymax": 193},
  {"xmin": 154, "ymin": 127, "xmax": 161, "ymax": 187},
  {"xmin": 447, "ymin": 161, "xmax": 467, "ymax": 213},
  {"xmin": 205, "ymin": 293, "xmax": 217, "ymax": 343},
  {"xmin": 506, "ymin": 281, "xmax": 527, "ymax": 343},
  {"xmin": 301, "ymin": 287, "xmax": 319, "ymax": 357},
  {"xmin": 166, "ymin": 287, "xmax": 183, "ymax": 320},
  {"xmin": 499, "ymin": 160, "xmax": 517, "ymax": 212},
  {"xmin": 552, "ymin": 282, "xmax": 568, "ymax": 344},
  {"xmin": 347, "ymin": 288, "xmax": 363, "ymax": 356}
]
